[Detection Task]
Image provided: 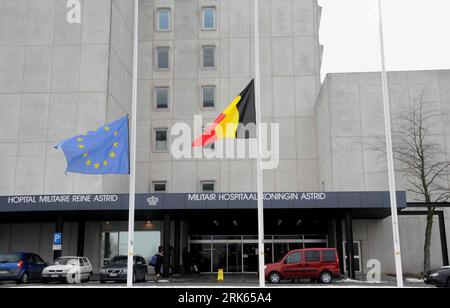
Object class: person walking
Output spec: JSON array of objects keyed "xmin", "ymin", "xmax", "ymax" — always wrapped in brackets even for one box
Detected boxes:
[{"xmin": 154, "ymin": 246, "xmax": 164, "ymax": 283}]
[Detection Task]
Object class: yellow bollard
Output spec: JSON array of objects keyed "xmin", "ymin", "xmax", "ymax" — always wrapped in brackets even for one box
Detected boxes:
[{"xmin": 217, "ymin": 268, "xmax": 224, "ymax": 281}]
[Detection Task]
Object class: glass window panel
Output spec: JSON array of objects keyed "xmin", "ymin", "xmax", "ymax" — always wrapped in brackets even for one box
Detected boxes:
[
  {"xmin": 202, "ymin": 86, "xmax": 215, "ymax": 108},
  {"xmin": 155, "ymin": 129, "xmax": 168, "ymax": 151},
  {"xmin": 158, "ymin": 9, "xmax": 170, "ymax": 30},
  {"xmin": 153, "ymin": 182, "xmax": 166, "ymax": 192},
  {"xmin": 212, "ymin": 243, "xmax": 227, "ymax": 272},
  {"xmin": 288, "ymin": 243, "xmax": 303, "ymax": 250},
  {"xmin": 264, "ymin": 243, "xmax": 273, "ymax": 265},
  {"xmin": 201, "ymin": 181, "xmax": 215, "ymax": 192},
  {"xmin": 273, "ymin": 243, "xmax": 289, "ymax": 262},
  {"xmin": 155, "ymin": 87, "xmax": 168, "ymax": 108},
  {"xmin": 242, "ymin": 243, "xmax": 258, "ymax": 272},
  {"xmin": 202, "ymin": 47, "xmax": 215, "ymax": 68},
  {"xmin": 118, "ymin": 231, "xmax": 161, "ymax": 264},
  {"xmin": 190, "ymin": 243, "xmax": 212, "ymax": 272},
  {"xmin": 203, "ymin": 7, "xmax": 215, "ymax": 29},
  {"xmin": 157, "ymin": 47, "xmax": 169, "ymax": 69},
  {"xmin": 227, "ymin": 243, "xmax": 242, "ymax": 272}
]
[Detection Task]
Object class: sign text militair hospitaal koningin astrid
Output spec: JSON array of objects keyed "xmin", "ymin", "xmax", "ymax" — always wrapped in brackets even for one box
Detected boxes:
[{"xmin": 6, "ymin": 192, "xmax": 327, "ymax": 205}]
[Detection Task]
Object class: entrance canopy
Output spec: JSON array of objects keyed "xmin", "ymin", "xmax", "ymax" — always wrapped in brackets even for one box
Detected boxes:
[
  {"xmin": 1, "ymin": 191, "xmax": 406, "ymax": 212},
  {"xmin": 0, "ymin": 191, "xmax": 407, "ymax": 222}
]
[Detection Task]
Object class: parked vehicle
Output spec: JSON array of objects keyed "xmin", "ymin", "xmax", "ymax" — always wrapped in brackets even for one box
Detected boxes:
[
  {"xmin": 42, "ymin": 256, "xmax": 93, "ymax": 284},
  {"xmin": 0, "ymin": 253, "xmax": 48, "ymax": 284},
  {"xmin": 100, "ymin": 255, "xmax": 147, "ymax": 283},
  {"xmin": 424, "ymin": 266, "xmax": 450, "ymax": 288},
  {"xmin": 265, "ymin": 248, "xmax": 341, "ymax": 284}
]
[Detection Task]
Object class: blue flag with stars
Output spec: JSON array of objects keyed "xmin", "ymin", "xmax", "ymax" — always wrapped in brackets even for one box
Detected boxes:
[{"xmin": 56, "ymin": 116, "xmax": 129, "ymax": 174}]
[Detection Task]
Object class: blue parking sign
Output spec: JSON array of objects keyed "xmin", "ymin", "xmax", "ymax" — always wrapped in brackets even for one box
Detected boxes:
[{"xmin": 54, "ymin": 233, "xmax": 62, "ymax": 245}]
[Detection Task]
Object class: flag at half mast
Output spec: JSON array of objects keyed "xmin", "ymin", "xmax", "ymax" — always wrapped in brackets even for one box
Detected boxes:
[
  {"xmin": 192, "ymin": 80, "xmax": 256, "ymax": 147},
  {"xmin": 55, "ymin": 116, "xmax": 130, "ymax": 174}
]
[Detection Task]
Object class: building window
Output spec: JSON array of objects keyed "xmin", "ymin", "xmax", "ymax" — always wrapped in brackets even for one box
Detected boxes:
[
  {"xmin": 156, "ymin": 47, "xmax": 170, "ymax": 69},
  {"xmin": 202, "ymin": 46, "xmax": 215, "ymax": 68},
  {"xmin": 201, "ymin": 180, "xmax": 215, "ymax": 192},
  {"xmin": 155, "ymin": 87, "xmax": 169, "ymax": 109},
  {"xmin": 202, "ymin": 86, "xmax": 215, "ymax": 108},
  {"xmin": 155, "ymin": 128, "xmax": 168, "ymax": 152},
  {"xmin": 153, "ymin": 181, "xmax": 167, "ymax": 193},
  {"xmin": 157, "ymin": 8, "xmax": 170, "ymax": 31},
  {"xmin": 202, "ymin": 7, "xmax": 216, "ymax": 30}
]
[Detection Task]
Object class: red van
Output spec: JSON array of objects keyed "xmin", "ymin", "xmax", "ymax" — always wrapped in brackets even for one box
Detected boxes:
[{"xmin": 265, "ymin": 248, "xmax": 341, "ymax": 284}]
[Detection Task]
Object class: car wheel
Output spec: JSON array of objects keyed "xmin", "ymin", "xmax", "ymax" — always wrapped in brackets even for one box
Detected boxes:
[
  {"xmin": 269, "ymin": 272, "xmax": 281, "ymax": 284},
  {"xmin": 447, "ymin": 278, "xmax": 450, "ymax": 288},
  {"xmin": 86, "ymin": 272, "xmax": 92, "ymax": 282},
  {"xmin": 100, "ymin": 280, "xmax": 106, "ymax": 284},
  {"xmin": 16, "ymin": 272, "xmax": 29, "ymax": 284},
  {"xmin": 319, "ymin": 271, "xmax": 333, "ymax": 284}
]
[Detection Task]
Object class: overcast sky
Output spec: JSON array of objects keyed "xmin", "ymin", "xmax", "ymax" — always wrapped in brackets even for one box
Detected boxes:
[{"xmin": 318, "ymin": 0, "xmax": 450, "ymax": 80}]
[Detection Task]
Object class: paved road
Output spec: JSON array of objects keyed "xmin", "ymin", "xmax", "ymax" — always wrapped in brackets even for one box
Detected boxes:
[{"xmin": 0, "ymin": 277, "xmax": 434, "ymax": 288}]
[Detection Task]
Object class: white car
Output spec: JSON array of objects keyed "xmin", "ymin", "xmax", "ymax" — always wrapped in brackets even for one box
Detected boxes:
[{"xmin": 42, "ymin": 257, "xmax": 93, "ymax": 284}]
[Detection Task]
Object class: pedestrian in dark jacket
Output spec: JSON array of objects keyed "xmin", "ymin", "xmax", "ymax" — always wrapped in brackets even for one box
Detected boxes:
[{"xmin": 154, "ymin": 247, "xmax": 164, "ymax": 283}]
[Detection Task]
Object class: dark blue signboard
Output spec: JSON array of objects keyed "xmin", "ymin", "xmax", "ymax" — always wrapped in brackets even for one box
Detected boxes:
[{"xmin": 0, "ymin": 191, "xmax": 407, "ymax": 212}]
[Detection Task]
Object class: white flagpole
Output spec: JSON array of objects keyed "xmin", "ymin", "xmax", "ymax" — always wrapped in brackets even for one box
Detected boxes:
[
  {"xmin": 254, "ymin": 0, "xmax": 265, "ymax": 288},
  {"xmin": 377, "ymin": 0, "xmax": 404, "ymax": 287},
  {"xmin": 126, "ymin": 0, "xmax": 139, "ymax": 288}
]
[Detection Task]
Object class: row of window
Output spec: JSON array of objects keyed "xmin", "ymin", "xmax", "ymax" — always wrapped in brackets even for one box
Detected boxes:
[
  {"xmin": 157, "ymin": 7, "xmax": 216, "ymax": 31},
  {"xmin": 153, "ymin": 7, "xmax": 216, "ymax": 194},
  {"xmin": 152, "ymin": 180, "xmax": 215, "ymax": 193},
  {"xmin": 154, "ymin": 85, "xmax": 216, "ymax": 110},
  {"xmin": 155, "ymin": 45, "xmax": 216, "ymax": 70}
]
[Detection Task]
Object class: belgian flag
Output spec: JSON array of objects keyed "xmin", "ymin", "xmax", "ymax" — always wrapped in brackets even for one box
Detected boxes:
[{"xmin": 193, "ymin": 80, "xmax": 256, "ymax": 147}]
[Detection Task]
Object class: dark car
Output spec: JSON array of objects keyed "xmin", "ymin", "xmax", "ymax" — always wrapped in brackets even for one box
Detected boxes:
[
  {"xmin": 100, "ymin": 255, "xmax": 147, "ymax": 283},
  {"xmin": 265, "ymin": 248, "xmax": 341, "ymax": 284},
  {"xmin": 0, "ymin": 253, "xmax": 48, "ymax": 284},
  {"xmin": 424, "ymin": 266, "xmax": 450, "ymax": 288}
]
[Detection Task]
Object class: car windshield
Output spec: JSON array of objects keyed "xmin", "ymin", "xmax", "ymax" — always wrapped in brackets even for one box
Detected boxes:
[
  {"xmin": 0, "ymin": 254, "xmax": 20, "ymax": 263},
  {"xmin": 53, "ymin": 258, "xmax": 78, "ymax": 266},
  {"xmin": 109, "ymin": 257, "xmax": 128, "ymax": 265}
]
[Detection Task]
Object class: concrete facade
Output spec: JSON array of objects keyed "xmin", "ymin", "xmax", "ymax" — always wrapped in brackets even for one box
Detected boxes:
[
  {"xmin": 0, "ymin": 0, "xmax": 323, "ymax": 196},
  {"xmin": 135, "ymin": 0, "xmax": 322, "ymax": 194},
  {"xmin": 316, "ymin": 70, "xmax": 450, "ymax": 275},
  {"xmin": 0, "ymin": 0, "xmax": 134, "ymax": 196}
]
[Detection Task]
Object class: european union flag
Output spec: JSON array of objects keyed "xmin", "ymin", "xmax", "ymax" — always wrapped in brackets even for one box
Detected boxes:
[{"xmin": 56, "ymin": 116, "xmax": 129, "ymax": 174}]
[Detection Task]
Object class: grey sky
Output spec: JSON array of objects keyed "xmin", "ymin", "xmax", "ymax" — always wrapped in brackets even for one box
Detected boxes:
[{"xmin": 318, "ymin": 0, "xmax": 450, "ymax": 80}]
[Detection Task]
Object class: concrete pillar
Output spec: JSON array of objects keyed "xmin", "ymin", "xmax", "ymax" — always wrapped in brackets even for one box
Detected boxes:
[
  {"xmin": 174, "ymin": 219, "xmax": 181, "ymax": 274},
  {"xmin": 345, "ymin": 211, "xmax": 355, "ymax": 279},
  {"xmin": 335, "ymin": 218, "xmax": 344, "ymax": 275},
  {"xmin": 77, "ymin": 221, "xmax": 85, "ymax": 257},
  {"xmin": 438, "ymin": 212, "xmax": 449, "ymax": 266},
  {"xmin": 163, "ymin": 213, "xmax": 171, "ymax": 278},
  {"xmin": 53, "ymin": 215, "xmax": 63, "ymax": 260}
]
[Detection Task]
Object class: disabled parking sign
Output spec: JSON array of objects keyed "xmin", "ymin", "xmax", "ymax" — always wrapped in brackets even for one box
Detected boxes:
[{"xmin": 53, "ymin": 233, "xmax": 62, "ymax": 251}]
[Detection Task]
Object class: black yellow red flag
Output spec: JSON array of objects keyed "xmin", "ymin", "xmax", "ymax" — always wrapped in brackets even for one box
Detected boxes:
[{"xmin": 192, "ymin": 80, "xmax": 256, "ymax": 147}]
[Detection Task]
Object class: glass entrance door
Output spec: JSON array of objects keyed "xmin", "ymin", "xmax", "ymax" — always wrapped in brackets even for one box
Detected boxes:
[
  {"xmin": 189, "ymin": 234, "xmax": 328, "ymax": 273},
  {"xmin": 227, "ymin": 243, "xmax": 242, "ymax": 272},
  {"xmin": 242, "ymin": 243, "xmax": 258, "ymax": 272}
]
